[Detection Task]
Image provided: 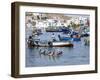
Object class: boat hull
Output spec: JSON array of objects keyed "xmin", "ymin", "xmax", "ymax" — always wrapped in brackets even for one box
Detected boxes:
[{"xmin": 29, "ymin": 42, "xmax": 73, "ymax": 47}]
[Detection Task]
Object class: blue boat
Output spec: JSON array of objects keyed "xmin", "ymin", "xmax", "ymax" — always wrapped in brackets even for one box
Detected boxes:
[
  {"xmin": 58, "ymin": 35, "xmax": 72, "ymax": 41},
  {"xmin": 61, "ymin": 28, "xmax": 71, "ymax": 34},
  {"xmin": 70, "ymin": 31, "xmax": 81, "ymax": 41},
  {"xmin": 60, "ymin": 37, "xmax": 72, "ymax": 41},
  {"xmin": 73, "ymin": 38, "xmax": 81, "ymax": 41},
  {"xmin": 58, "ymin": 34, "xmax": 81, "ymax": 42},
  {"xmin": 70, "ymin": 31, "xmax": 79, "ymax": 37}
]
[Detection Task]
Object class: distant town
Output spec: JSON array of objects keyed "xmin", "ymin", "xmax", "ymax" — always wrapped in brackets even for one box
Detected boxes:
[{"xmin": 25, "ymin": 12, "xmax": 89, "ymax": 39}]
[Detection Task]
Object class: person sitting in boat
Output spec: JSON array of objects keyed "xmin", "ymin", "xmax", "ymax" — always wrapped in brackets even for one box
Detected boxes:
[{"xmin": 48, "ymin": 41, "xmax": 53, "ymax": 47}]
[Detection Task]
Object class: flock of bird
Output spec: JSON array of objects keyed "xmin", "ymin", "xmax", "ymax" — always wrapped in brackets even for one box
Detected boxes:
[{"xmin": 39, "ymin": 49, "xmax": 63, "ymax": 56}]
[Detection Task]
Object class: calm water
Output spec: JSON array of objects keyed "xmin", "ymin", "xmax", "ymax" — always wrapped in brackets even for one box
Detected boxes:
[{"xmin": 25, "ymin": 32, "xmax": 89, "ymax": 67}]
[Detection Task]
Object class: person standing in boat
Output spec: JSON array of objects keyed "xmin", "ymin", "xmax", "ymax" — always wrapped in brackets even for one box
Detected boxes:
[
  {"xmin": 35, "ymin": 39, "xmax": 40, "ymax": 46},
  {"xmin": 58, "ymin": 34, "xmax": 61, "ymax": 41},
  {"xmin": 51, "ymin": 33, "xmax": 56, "ymax": 42},
  {"xmin": 27, "ymin": 36, "xmax": 35, "ymax": 47}
]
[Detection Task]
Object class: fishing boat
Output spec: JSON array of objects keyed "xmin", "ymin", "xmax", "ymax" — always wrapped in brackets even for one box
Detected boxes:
[
  {"xmin": 27, "ymin": 39, "xmax": 73, "ymax": 47},
  {"xmin": 61, "ymin": 28, "xmax": 71, "ymax": 34},
  {"xmin": 73, "ymin": 38, "xmax": 81, "ymax": 41},
  {"xmin": 38, "ymin": 41, "xmax": 73, "ymax": 47},
  {"xmin": 45, "ymin": 28, "xmax": 62, "ymax": 32},
  {"xmin": 71, "ymin": 32, "xmax": 81, "ymax": 41},
  {"xmin": 45, "ymin": 27, "xmax": 71, "ymax": 33},
  {"xmin": 46, "ymin": 29, "xmax": 61, "ymax": 32},
  {"xmin": 58, "ymin": 34, "xmax": 72, "ymax": 41},
  {"xmin": 73, "ymin": 35, "xmax": 81, "ymax": 41}
]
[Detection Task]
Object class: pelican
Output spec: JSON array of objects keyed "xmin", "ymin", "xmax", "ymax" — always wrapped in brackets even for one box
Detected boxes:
[{"xmin": 39, "ymin": 49, "xmax": 46, "ymax": 55}]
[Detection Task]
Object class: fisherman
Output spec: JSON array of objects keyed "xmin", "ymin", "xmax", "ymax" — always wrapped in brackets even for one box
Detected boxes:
[
  {"xmin": 51, "ymin": 33, "xmax": 56, "ymax": 42},
  {"xmin": 27, "ymin": 36, "xmax": 35, "ymax": 47},
  {"xmin": 58, "ymin": 34, "xmax": 61, "ymax": 41},
  {"xmin": 48, "ymin": 41, "xmax": 53, "ymax": 47}
]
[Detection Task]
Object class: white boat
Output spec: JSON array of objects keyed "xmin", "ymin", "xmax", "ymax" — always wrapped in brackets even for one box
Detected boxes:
[
  {"xmin": 38, "ymin": 41, "xmax": 73, "ymax": 47},
  {"xmin": 52, "ymin": 42, "xmax": 73, "ymax": 47}
]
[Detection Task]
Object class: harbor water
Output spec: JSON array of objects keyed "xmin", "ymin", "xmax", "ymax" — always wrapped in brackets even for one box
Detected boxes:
[{"xmin": 25, "ymin": 32, "xmax": 89, "ymax": 67}]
